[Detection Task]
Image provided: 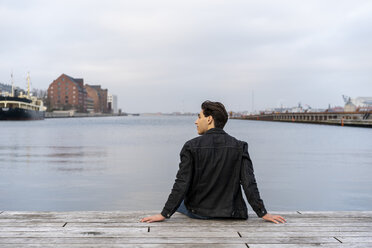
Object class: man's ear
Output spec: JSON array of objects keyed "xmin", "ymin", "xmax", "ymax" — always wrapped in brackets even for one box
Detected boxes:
[{"xmin": 207, "ymin": 115, "xmax": 214, "ymax": 125}]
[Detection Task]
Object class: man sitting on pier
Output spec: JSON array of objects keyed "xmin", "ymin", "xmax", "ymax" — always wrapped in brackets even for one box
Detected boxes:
[{"xmin": 141, "ymin": 101, "xmax": 286, "ymax": 224}]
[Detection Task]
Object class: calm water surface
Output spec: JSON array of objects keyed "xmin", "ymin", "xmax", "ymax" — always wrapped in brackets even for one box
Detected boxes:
[{"xmin": 1, "ymin": 116, "xmax": 371, "ymax": 212}]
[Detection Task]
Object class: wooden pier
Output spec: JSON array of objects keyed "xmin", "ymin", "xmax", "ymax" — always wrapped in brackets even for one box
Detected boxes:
[{"xmin": 0, "ymin": 211, "xmax": 372, "ymax": 247}]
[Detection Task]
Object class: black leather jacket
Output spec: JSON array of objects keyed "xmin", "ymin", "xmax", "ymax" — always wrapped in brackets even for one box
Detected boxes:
[{"xmin": 161, "ymin": 128, "xmax": 267, "ymax": 219}]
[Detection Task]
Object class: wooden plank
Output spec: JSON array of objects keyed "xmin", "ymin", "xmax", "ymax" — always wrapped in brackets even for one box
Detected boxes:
[
  {"xmin": 0, "ymin": 223, "xmax": 66, "ymax": 227},
  {"xmin": 2, "ymin": 226, "xmax": 371, "ymax": 232},
  {"xmin": 0, "ymin": 236, "xmax": 338, "ymax": 244},
  {"xmin": 0, "ymin": 211, "xmax": 368, "ymax": 219},
  {"xmin": 337, "ymin": 236, "xmax": 372, "ymax": 243},
  {"xmin": 0, "ymin": 244, "xmax": 248, "ymax": 248},
  {"xmin": 0, "ymin": 211, "xmax": 298, "ymax": 220},
  {"xmin": 0, "ymin": 227, "xmax": 146, "ymax": 232},
  {"xmin": 150, "ymin": 226, "xmax": 372, "ymax": 232},
  {"xmin": 297, "ymin": 211, "xmax": 372, "ymax": 218},
  {"xmin": 1, "ymin": 231, "xmax": 369, "ymax": 238},
  {"xmin": 0, "ymin": 231, "xmax": 240, "ymax": 238},
  {"xmin": 0, "ymin": 211, "xmax": 298, "ymax": 217},
  {"xmin": 1, "ymin": 217, "xmax": 371, "ymax": 225},
  {"xmin": 249, "ymin": 244, "xmax": 372, "ymax": 248},
  {"xmin": 0, "ymin": 211, "xmax": 160, "ymax": 219},
  {"xmin": 239, "ymin": 231, "xmax": 372, "ymax": 237},
  {"xmin": 64, "ymin": 221, "xmax": 372, "ymax": 227},
  {"xmin": 68, "ymin": 214, "xmax": 372, "ymax": 223},
  {"xmin": 2, "ymin": 230, "xmax": 369, "ymax": 238}
]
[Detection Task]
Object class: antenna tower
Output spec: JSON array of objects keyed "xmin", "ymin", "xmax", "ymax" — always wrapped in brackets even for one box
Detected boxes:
[
  {"xmin": 26, "ymin": 72, "xmax": 31, "ymax": 98},
  {"xmin": 11, "ymin": 71, "xmax": 14, "ymax": 97}
]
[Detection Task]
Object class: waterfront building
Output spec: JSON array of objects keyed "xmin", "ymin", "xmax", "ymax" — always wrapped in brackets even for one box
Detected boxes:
[
  {"xmin": 328, "ymin": 106, "xmax": 344, "ymax": 112},
  {"xmin": 107, "ymin": 94, "xmax": 118, "ymax": 114},
  {"xmin": 352, "ymin": 97, "xmax": 372, "ymax": 107},
  {"xmin": 85, "ymin": 84, "xmax": 108, "ymax": 113},
  {"xmin": 48, "ymin": 74, "xmax": 112, "ymax": 113},
  {"xmin": 343, "ymin": 96, "xmax": 372, "ymax": 108},
  {"xmin": 47, "ymin": 74, "xmax": 87, "ymax": 112},
  {"xmin": 85, "ymin": 97, "xmax": 95, "ymax": 113},
  {"xmin": 342, "ymin": 96, "xmax": 372, "ymax": 112},
  {"xmin": 344, "ymin": 102, "xmax": 357, "ymax": 112}
]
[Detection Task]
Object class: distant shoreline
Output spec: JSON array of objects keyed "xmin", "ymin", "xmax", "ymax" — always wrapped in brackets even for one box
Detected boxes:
[
  {"xmin": 231, "ymin": 111, "xmax": 372, "ymax": 128},
  {"xmin": 45, "ymin": 112, "xmax": 199, "ymax": 118},
  {"xmin": 45, "ymin": 112, "xmax": 130, "ymax": 118}
]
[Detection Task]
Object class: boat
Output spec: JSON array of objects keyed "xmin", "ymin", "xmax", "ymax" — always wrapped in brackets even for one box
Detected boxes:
[{"xmin": 0, "ymin": 73, "xmax": 46, "ymax": 120}]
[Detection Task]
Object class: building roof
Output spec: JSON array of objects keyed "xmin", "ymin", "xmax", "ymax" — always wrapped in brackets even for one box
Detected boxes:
[
  {"xmin": 62, "ymin": 74, "xmax": 84, "ymax": 92},
  {"xmin": 85, "ymin": 84, "xmax": 100, "ymax": 96}
]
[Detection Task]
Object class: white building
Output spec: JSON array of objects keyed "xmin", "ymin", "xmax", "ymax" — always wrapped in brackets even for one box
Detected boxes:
[
  {"xmin": 107, "ymin": 94, "xmax": 118, "ymax": 114},
  {"xmin": 352, "ymin": 97, "xmax": 372, "ymax": 107}
]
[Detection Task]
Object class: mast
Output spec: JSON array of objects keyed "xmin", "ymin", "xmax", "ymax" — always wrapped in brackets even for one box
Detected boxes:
[
  {"xmin": 11, "ymin": 71, "xmax": 14, "ymax": 97},
  {"xmin": 27, "ymin": 72, "xmax": 31, "ymax": 98}
]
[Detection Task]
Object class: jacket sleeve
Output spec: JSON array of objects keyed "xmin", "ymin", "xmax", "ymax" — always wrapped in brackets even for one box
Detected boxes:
[
  {"xmin": 240, "ymin": 141, "xmax": 267, "ymax": 218},
  {"xmin": 161, "ymin": 142, "xmax": 194, "ymax": 218}
]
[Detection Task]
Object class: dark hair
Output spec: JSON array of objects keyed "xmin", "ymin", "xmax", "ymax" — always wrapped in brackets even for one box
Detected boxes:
[{"xmin": 201, "ymin": 100, "xmax": 228, "ymax": 129}]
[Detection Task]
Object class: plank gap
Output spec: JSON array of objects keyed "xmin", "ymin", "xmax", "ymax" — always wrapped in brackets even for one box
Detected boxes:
[
  {"xmin": 334, "ymin": 237, "xmax": 343, "ymax": 243},
  {"xmin": 62, "ymin": 222, "xmax": 67, "ymax": 227},
  {"xmin": 297, "ymin": 211, "xmax": 302, "ymax": 215},
  {"xmin": 148, "ymin": 227, "xmax": 150, "ymax": 232},
  {"xmin": 237, "ymin": 231, "xmax": 242, "ymax": 237}
]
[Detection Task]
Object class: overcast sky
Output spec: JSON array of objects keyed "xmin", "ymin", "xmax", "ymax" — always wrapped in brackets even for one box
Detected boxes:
[{"xmin": 1, "ymin": 0, "xmax": 371, "ymax": 113}]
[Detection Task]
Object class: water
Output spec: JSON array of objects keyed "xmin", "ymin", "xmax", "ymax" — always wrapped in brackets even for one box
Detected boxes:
[{"xmin": 0, "ymin": 116, "xmax": 371, "ymax": 212}]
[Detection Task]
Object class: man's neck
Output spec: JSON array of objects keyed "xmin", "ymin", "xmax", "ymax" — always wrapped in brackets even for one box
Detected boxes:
[{"xmin": 207, "ymin": 125, "xmax": 215, "ymax": 130}]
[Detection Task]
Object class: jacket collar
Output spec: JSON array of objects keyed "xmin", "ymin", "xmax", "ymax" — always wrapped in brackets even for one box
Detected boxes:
[{"xmin": 205, "ymin": 128, "xmax": 226, "ymax": 135}]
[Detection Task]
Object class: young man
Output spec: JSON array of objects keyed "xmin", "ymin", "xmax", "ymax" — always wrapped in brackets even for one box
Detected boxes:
[{"xmin": 141, "ymin": 101, "xmax": 285, "ymax": 224}]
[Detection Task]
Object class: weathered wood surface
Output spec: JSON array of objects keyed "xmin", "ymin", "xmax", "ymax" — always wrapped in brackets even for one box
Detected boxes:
[{"xmin": 0, "ymin": 211, "xmax": 372, "ymax": 247}]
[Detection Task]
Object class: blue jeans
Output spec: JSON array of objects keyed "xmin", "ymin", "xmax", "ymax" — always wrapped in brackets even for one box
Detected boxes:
[{"xmin": 176, "ymin": 200, "xmax": 211, "ymax": 219}]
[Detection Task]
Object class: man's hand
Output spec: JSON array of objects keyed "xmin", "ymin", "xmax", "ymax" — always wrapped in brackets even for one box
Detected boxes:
[
  {"xmin": 262, "ymin": 213, "xmax": 286, "ymax": 224},
  {"xmin": 140, "ymin": 214, "xmax": 166, "ymax": 223}
]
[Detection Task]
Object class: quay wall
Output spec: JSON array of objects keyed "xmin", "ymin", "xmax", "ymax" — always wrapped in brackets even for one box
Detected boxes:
[
  {"xmin": 45, "ymin": 112, "xmax": 127, "ymax": 118},
  {"xmin": 231, "ymin": 111, "xmax": 372, "ymax": 128}
]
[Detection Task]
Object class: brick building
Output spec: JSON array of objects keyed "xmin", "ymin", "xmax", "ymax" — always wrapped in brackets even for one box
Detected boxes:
[
  {"xmin": 85, "ymin": 84, "xmax": 108, "ymax": 113},
  {"xmin": 47, "ymin": 74, "xmax": 87, "ymax": 112}
]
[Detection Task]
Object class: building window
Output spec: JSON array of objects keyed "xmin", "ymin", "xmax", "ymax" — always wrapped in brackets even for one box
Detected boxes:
[
  {"xmin": 58, "ymin": 82, "xmax": 61, "ymax": 85},
  {"xmin": 62, "ymin": 78, "xmax": 64, "ymax": 82}
]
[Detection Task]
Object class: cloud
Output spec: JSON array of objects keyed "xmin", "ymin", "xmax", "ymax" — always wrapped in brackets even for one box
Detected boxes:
[{"xmin": 1, "ymin": 0, "xmax": 372, "ymax": 112}]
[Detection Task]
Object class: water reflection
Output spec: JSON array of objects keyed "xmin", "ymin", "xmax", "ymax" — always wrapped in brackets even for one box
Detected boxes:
[
  {"xmin": 0, "ymin": 116, "xmax": 371, "ymax": 211},
  {"xmin": 2, "ymin": 144, "xmax": 108, "ymax": 172},
  {"xmin": 56, "ymin": 167, "xmax": 85, "ymax": 172}
]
